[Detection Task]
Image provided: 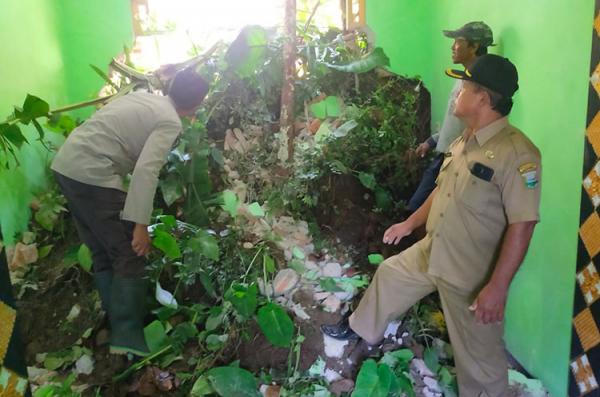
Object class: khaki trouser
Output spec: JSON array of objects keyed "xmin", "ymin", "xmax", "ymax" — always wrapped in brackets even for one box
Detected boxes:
[{"xmin": 349, "ymin": 243, "xmax": 509, "ymax": 397}]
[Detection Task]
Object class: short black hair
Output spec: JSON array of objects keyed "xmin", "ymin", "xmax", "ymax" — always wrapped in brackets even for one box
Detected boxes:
[
  {"xmin": 467, "ymin": 40, "xmax": 489, "ymax": 56},
  {"xmin": 168, "ymin": 68, "xmax": 209, "ymax": 110}
]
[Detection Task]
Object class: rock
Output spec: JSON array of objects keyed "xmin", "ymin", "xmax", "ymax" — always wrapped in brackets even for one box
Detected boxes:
[
  {"xmin": 423, "ymin": 376, "xmax": 443, "ymax": 393},
  {"xmin": 323, "ymin": 334, "xmax": 349, "ymax": 358},
  {"xmin": 273, "ymin": 269, "xmax": 299, "ymax": 296},
  {"xmin": 242, "ymin": 242, "xmax": 254, "ymax": 249},
  {"xmin": 329, "ymin": 379, "xmax": 355, "ymax": 396},
  {"xmin": 305, "ymin": 260, "xmax": 319, "ymax": 271},
  {"xmin": 383, "ymin": 320, "xmax": 401, "ymax": 338},
  {"xmin": 75, "ymin": 354, "xmax": 95, "ymax": 375},
  {"xmin": 260, "ymin": 384, "xmax": 281, "ymax": 397},
  {"xmin": 290, "ymin": 303, "xmax": 311, "ymax": 320},
  {"xmin": 313, "ymin": 292, "xmax": 331, "ymax": 302},
  {"xmin": 322, "ymin": 262, "xmax": 343, "ymax": 278},
  {"xmin": 322, "ymin": 294, "xmax": 341, "ymax": 313},
  {"xmin": 411, "ymin": 358, "xmax": 435, "ymax": 377},
  {"xmin": 324, "ymin": 368, "xmax": 343, "ymax": 383}
]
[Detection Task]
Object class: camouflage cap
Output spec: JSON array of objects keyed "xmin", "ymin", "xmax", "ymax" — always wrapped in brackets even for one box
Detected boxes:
[{"xmin": 443, "ymin": 21, "xmax": 494, "ymax": 48}]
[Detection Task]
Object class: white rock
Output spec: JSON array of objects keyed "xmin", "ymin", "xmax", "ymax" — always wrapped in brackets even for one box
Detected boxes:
[
  {"xmin": 304, "ymin": 260, "xmax": 319, "ymax": 271},
  {"xmin": 321, "ymin": 262, "xmax": 343, "ymax": 278},
  {"xmin": 421, "ymin": 388, "xmax": 438, "ymax": 397},
  {"xmin": 383, "ymin": 320, "xmax": 401, "ymax": 338},
  {"xmin": 411, "ymin": 358, "xmax": 436, "ymax": 377},
  {"xmin": 313, "ymin": 292, "xmax": 331, "ymax": 301},
  {"xmin": 423, "ymin": 376, "xmax": 443, "ymax": 393},
  {"xmin": 322, "ymin": 294, "xmax": 341, "ymax": 313},
  {"xmin": 75, "ymin": 354, "xmax": 94, "ymax": 375},
  {"xmin": 324, "ymin": 368, "xmax": 342, "ymax": 383},
  {"xmin": 323, "ymin": 334, "xmax": 349, "ymax": 358},
  {"xmin": 290, "ymin": 303, "xmax": 311, "ymax": 320},
  {"xmin": 273, "ymin": 269, "xmax": 299, "ymax": 296}
]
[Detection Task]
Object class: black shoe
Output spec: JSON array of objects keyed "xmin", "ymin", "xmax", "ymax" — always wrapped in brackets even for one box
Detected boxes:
[{"xmin": 321, "ymin": 317, "xmax": 360, "ymax": 340}]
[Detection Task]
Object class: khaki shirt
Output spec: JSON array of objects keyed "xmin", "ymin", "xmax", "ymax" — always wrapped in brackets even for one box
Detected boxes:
[
  {"xmin": 52, "ymin": 92, "xmax": 182, "ymax": 225},
  {"xmin": 421, "ymin": 117, "xmax": 541, "ymax": 290}
]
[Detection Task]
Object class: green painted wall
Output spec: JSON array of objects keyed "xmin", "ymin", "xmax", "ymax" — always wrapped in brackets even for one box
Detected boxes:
[
  {"xmin": 367, "ymin": 1, "xmax": 593, "ymax": 396},
  {"xmin": 0, "ymin": 1, "xmax": 132, "ymax": 243}
]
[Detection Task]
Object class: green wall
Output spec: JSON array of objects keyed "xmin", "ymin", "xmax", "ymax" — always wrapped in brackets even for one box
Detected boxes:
[
  {"xmin": 0, "ymin": 0, "xmax": 132, "ymax": 243},
  {"xmin": 367, "ymin": 1, "xmax": 593, "ymax": 396}
]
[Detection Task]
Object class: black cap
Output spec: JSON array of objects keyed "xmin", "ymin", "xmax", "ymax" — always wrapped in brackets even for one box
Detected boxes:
[
  {"xmin": 445, "ymin": 54, "xmax": 519, "ymax": 98},
  {"xmin": 443, "ymin": 21, "xmax": 494, "ymax": 48}
]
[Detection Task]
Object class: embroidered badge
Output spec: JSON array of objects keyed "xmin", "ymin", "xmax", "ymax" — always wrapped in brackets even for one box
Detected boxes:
[
  {"xmin": 485, "ymin": 150, "xmax": 495, "ymax": 159},
  {"xmin": 518, "ymin": 162, "xmax": 539, "ymax": 189}
]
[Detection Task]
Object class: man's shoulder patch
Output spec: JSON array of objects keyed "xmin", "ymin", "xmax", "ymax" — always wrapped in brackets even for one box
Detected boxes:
[{"xmin": 518, "ymin": 162, "xmax": 539, "ymax": 189}]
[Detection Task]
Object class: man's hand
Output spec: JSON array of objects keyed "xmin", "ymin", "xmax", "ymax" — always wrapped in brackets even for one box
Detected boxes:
[
  {"xmin": 469, "ymin": 281, "xmax": 509, "ymax": 324},
  {"xmin": 415, "ymin": 141, "xmax": 431, "ymax": 158},
  {"xmin": 383, "ymin": 222, "xmax": 413, "ymax": 245},
  {"xmin": 132, "ymin": 223, "xmax": 151, "ymax": 256}
]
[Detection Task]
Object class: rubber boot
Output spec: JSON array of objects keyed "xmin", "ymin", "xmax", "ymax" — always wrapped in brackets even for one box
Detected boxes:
[
  {"xmin": 93, "ymin": 270, "xmax": 113, "ymax": 313},
  {"xmin": 108, "ymin": 276, "xmax": 150, "ymax": 357}
]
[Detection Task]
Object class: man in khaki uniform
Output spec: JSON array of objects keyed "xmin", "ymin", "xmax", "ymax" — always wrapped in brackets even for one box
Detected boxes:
[{"xmin": 322, "ymin": 54, "xmax": 541, "ymax": 396}]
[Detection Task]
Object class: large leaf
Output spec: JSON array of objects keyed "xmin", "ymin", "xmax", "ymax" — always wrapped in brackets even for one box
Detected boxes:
[
  {"xmin": 225, "ymin": 26, "xmax": 269, "ymax": 78},
  {"xmin": 256, "ymin": 303, "xmax": 294, "ymax": 348},
  {"xmin": 358, "ymin": 172, "xmax": 377, "ymax": 190},
  {"xmin": 351, "ymin": 359, "xmax": 393, "ymax": 397},
  {"xmin": 424, "ymin": 347, "xmax": 441, "ymax": 373},
  {"xmin": 144, "ymin": 320, "xmax": 168, "ymax": 353},
  {"xmin": 222, "ymin": 190, "xmax": 240, "ymax": 217},
  {"xmin": 188, "ymin": 229, "xmax": 219, "ymax": 261},
  {"xmin": 324, "ymin": 47, "xmax": 390, "ymax": 73},
  {"xmin": 225, "ymin": 283, "xmax": 258, "ymax": 318},
  {"xmin": 206, "ymin": 366, "xmax": 260, "ymax": 397},
  {"xmin": 17, "ymin": 94, "xmax": 50, "ymax": 124},
  {"xmin": 152, "ymin": 229, "xmax": 182, "ymax": 259},
  {"xmin": 160, "ymin": 173, "xmax": 184, "ymax": 206},
  {"xmin": 190, "ymin": 375, "xmax": 215, "ymax": 396},
  {"xmin": 77, "ymin": 244, "xmax": 93, "ymax": 272},
  {"xmin": 1, "ymin": 123, "xmax": 28, "ymax": 148}
]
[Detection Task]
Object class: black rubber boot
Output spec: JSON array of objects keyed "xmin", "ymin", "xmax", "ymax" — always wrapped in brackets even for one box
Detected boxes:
[
  {"xmin": 93, "ymin": 270, "xmax": 113, "ymax": 313},
  {"xmin": 109, "ymin": 276, "xmax": 150, "ymax": 357},
  {"xmin": 321, "ymin": 314, "xmax": 360, "ymax": 340}
]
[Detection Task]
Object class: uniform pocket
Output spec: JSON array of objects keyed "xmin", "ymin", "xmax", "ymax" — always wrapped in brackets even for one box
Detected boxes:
[{"xmin": 459, "ymin": 173, "xmax": 498, "ymax": 212}]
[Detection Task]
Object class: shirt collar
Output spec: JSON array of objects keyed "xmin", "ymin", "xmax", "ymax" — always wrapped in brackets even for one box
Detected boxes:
[{"xmin": 473, "ymin": 117, "xmax": 509, "ymax": 146}]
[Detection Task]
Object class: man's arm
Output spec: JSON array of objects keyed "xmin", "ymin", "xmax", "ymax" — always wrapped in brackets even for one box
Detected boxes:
[
  {"xmin": 470, "ymin": 221, "xmax": 537, "ymax": 324},
  {"xmin": 383, "ymin": 187, "xmax": 438, "ymax": 245}
]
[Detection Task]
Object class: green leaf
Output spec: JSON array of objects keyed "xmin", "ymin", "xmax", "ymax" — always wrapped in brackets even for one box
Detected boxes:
[
  {"xmin": 199, "ymin": 269, "xmax": 217, "ymax": 298},
  {"xmin": 206, "ymin": 366, "xmax": 260, "ymax": 397},
  {"xmin": 257, "ymin": 303, "xmax": 294, "ymax": 348},
  {"xmin": 43, "ymin": 355, "xmax": 66, "ymax": 371},
  {"xmin": 424, "ymin": 347, "xmax": 441, "ymax": 374},
  {"xmin": 160, "ymin": 173, "xmax": 184, "ymax": 206},
  {"xmin": 1, "ymin": 124, "xmax": 28, "ymax": 148},
  {"xmin": 352, "ymin": 359, "xmax": 393, "ymax": 397},
  {"xmin": 77, "ymin": 244, "xmax": 93, "ymax": 272},
  {"xmin": 157, "ymin": 214, "xmax": 177, "ymax": 228},
  {"xmin": 222, "ymin": 190, "xmax": 240, "ymax": 217},
  {"xmin": 248, "ymin": 202, "xmax": 265, "ymax": 217},
  {"xmin": 38, "ymin": 244, "xmax": 53, "ymax": 259},
  {"xmin": 32, "ymin": 119, "xmax": 45, "ymax": 140},
  {"xmin": 310, "ymin": 96, "xmax": 341, "ymax": 118},
  {"xmin": 263, "ymin": 254, "xmax": 276, "ymax": 274},
  {"xmin": 152, "ymin": 229, "xmax": 182, "ymax": 259},
  {"xmin": 329, "ymin": 159, "xmax": 349, "ymax": 174},
  {"xmin": 225, "ymin": 283, "xmax": 258, "ymax": 318},
  {"xmin": 358, "ymin": 172, "xmax": 377, "ymax": 190},
  {"xmin": 324, "ymin": 47, "xmax": 390, "ymax": 73},
  {"xmin": 374, "ymin": 187, "xmax": 393, "ymax": 211},
  {"xmin": 368, "ymin": 254, "xmax": 384, "ymax": 265},
  {"xmin": 20, "ymin": 94, "xmax": 50, "ymax": 124},
  {"xmin": 90, "ymin": 64, "xmax": 119, "ymax": 89},
  {"xmin": 191, "ymin": 375, "xmax": 215, "ymax": 396},
  {"xmin": 379, "ymin": 349, "xmax": 413, "ymax": 370},
  {"xmin": 206, "ymin": 306, "xmax": 225, "ymax": 332},
  {"xmin": 188, "ymin": 229, "xmax": 219, "ymax": 261},
  {"xmin": 46, "ymin": 113, "xmax": 76, "ymax": 134},
  {"xmin": 144, "ymin": 320, "xmax": 169, "ymax": 353},
  {"xmin": 319, "ymin": 277, "xmax": 344, "ymax": 292}
]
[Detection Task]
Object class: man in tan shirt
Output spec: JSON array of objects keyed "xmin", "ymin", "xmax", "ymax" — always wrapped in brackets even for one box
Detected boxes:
[
  {"xmin": 52, "ymin": 68, "xmax": 209, "ymax": 357},
  {"xmin": 323, "ymin": 54, "xmax": 541, "ymax": 396}
]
